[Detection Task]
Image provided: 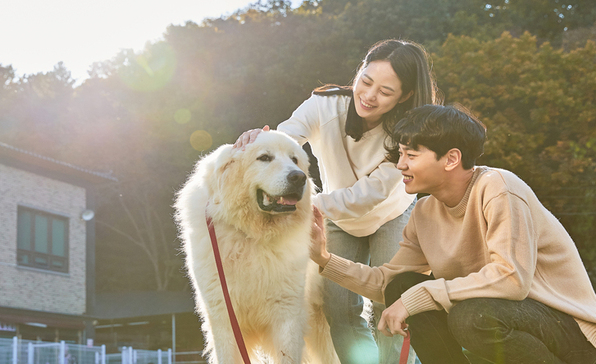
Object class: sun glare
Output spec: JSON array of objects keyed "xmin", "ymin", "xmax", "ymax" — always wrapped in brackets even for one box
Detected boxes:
[{"xmin": 1, "ymin": 0, "xmax": 300, "ymax": 83}]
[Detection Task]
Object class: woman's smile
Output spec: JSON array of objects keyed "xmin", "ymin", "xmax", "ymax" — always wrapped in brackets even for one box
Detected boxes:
[{"xmin": 353, "ymin": 60, "xmax": 404, "ymax": 124}]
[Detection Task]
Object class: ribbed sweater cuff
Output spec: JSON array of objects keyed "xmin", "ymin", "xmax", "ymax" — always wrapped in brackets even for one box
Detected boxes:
[
  {"xmin": 576, "ymin": 318, "xmax": 596, "ymax": 347},
  {"xmin": 320, "ymin": 254, "xmax": 351, "ymax": 284},
  {"xmin": 401, "ymin": 286, "xmax": 440, "ymax": 317}
]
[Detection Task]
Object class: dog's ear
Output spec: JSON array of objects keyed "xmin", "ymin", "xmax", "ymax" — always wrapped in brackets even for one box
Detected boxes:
[
  {"xmin": 213, "ymin": 145, "xmax": 237, "ymax": 176},
  {"xmin": 204, "ymin": 145, "xmax": 237, "ymax": 199}
]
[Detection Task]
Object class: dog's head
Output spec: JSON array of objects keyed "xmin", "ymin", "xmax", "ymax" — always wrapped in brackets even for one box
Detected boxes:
[
  {"xmin": 240, "ymin": 131, "xmax": 310, "ymax": 214},
  {"xmin": 202, "ymin": 131, "xmax": 313, "ymax": 235}
]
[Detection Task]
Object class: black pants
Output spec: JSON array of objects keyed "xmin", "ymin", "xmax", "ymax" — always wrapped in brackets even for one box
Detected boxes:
[{"xmin": 384, "ymin": 272, "xmax": 596, "ymax": 364}]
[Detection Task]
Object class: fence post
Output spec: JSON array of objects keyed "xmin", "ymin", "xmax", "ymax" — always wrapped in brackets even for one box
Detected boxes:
[
  {"xmin": 128, "ymin": 347, "xmax": 133, "ymax": 364},
  {"xmin": 12, "ymin": 337, "xmax": 18, "ymax": 364},
  {"xmin": 168, "ymin": 349, "xmax": 172, "ymax": 364},
  {"xmin": 59, "ymin": 341, "xmax": 66, "ymax": 364},
  {"xmin": 133, "ymin": 349, "xmax": 137, "ymax": 364},
  {"xmin": 171, "ymin": 315, "xmax": 176, "ymax": 364},
  {"xmin": 122, "ymin": 346, "xmax": 127, "ymax": 364},
  {"xmin": 27, "ymin": 342, "xmax": 33, "ymax": 364},
  {"xmin": 101, "ymin": 344, "xmax": 106, "ymax": 364},
  {"xmin": 157, "ymin": 349, "xmax": 162, "ymax": 364}
]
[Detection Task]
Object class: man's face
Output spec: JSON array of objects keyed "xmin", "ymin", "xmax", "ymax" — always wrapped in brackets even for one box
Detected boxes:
[{"xmin": 396, "ymin": 143, "xmax": 446, "ymax": 195}]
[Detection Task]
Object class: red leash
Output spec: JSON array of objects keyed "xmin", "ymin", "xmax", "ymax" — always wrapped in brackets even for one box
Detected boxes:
[
  {"xmin": 206, "ymin": 213, "xmax": 252, "ymax": 364},
  {"xmin": 399, "ymin": 326, "xmax": 411, "ymax": 364},
  {"xmin": 207, "ymin": 210, "xmax": 410, "ymax": 364}
]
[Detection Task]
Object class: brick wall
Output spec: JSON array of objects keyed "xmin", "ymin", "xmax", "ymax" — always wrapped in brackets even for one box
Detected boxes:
[{"xmin": 0, "ymin": 163, "xmax": 87, "ymax": 315}]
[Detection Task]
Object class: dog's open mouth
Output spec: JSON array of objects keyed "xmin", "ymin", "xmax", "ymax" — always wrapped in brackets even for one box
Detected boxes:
[{"xmin": 257, "ymin": 189, "xmax": 302, "ymax": 213}]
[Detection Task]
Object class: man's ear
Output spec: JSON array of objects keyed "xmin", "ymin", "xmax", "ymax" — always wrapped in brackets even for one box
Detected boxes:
[{"xmin": 444, "ymin": 148, "xmax": 462, "ymax": 171}]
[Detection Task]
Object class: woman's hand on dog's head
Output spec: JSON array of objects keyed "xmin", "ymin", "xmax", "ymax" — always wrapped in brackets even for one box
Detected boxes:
[
  {"xmin": 310, "ymin": 206, "xmax": 331, "ymax": 268},
  {"xmin": 233, "ymin": 125, "xmax": 270, "ymax": 150}
]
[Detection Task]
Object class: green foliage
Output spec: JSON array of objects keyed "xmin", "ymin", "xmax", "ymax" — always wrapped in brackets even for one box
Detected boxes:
[
  {"xmin": 434, "ymin": 33, "xmax": 596, "ymax": 280},
  {"xmin": 0, "ymin": 65, "xmax": 18, "ymax": 134},
  {"xmin": 0, "ymin": 63, "xmax": 76, "ymax": 158}
]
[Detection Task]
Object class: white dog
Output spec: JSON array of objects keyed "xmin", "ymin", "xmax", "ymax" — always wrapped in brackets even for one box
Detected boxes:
[{"xmin": 175, "ymin": 131, "xmax": 339, "ymax": 364}]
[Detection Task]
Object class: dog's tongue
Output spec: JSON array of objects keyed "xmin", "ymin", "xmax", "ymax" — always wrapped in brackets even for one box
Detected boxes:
[{"xmin": 277, "ymin": 196, "xmax": 298, "ymax": 206}]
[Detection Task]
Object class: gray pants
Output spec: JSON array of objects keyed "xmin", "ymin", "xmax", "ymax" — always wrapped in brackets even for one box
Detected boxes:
[{"xmin": 323, "ymin": 201, "xmax": 419, "ymax": 364}]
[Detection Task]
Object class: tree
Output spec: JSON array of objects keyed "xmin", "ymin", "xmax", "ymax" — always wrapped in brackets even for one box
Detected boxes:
[
  {"xmin": 433, "ymin": 32, "xmax": 596, "ymax": 281},
  {"xmin": 3, "ymin": 0, "xmax": 594, "ymax": 291},
  {"xmin": 0, "ymin": 65, "xmax": 18, "ymax": 138},
  {"xmin": 95, "ymin": 180, "xmax": 184, "ymax": 291},
  {"xmin": 0, "ymin": 63, "xmax": 75, "ymax": 158}
]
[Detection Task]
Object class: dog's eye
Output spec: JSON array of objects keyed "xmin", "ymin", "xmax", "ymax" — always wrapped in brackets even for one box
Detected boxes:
[
  {"xmin": 257, "ymin": 154, "xmax": 273, "ymax": 162},
  {"xmin": 291, "ymin": 156, "xmax": 298, "ymax": 165}
]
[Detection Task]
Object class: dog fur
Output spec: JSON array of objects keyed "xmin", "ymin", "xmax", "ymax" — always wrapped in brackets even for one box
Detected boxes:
[{"xmin": 175, "ymin": 131, "xmax": 339, "ymax": 364}]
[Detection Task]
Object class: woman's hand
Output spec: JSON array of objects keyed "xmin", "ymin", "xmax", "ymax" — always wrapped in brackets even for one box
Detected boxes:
[
  {"xmin": 233, "ymin": 125, "xmax": 270, "ymax": 150},
  {"xmin": 310, "ymin": 206, "xmax": 331, "ymax": 268},
  {"xmin": 378, "ymin": 298, "xmax": 410, "ymax": 337}
]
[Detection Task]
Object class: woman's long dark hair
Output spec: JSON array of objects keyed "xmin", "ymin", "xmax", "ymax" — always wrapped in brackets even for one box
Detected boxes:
[{"xmin": 315, "ymin": 40, "xmax": 441, "ymax": 141}]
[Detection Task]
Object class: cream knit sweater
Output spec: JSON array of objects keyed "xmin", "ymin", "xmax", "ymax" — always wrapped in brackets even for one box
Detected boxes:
[
  {"xmin": 321, "ymin": 166, "xmax": 596, "ymax": 347},
  {"xmin": 277, "ymin": 94, "xmax": 416, "ymax": 237}
]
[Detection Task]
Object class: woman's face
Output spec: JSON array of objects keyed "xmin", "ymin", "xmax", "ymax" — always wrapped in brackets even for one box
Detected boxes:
[{"xmin": 353, "ymin": 60, "xmax": 410, "ymax": 125}]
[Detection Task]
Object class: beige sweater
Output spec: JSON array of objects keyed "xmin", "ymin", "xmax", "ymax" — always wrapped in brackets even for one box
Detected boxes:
[{"xmin": 322, "ymin": 166, "xmax": 596, "ymax": 347}]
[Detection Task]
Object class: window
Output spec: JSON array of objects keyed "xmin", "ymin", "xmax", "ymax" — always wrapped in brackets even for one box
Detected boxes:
[{"xmin": 17, "ymin": 207, "xmax": 69, "ymax": 273}]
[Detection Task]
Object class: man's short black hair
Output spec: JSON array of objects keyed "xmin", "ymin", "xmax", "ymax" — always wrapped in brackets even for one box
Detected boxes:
[{"xmin": 386, "ymin": 104, "xmax": 487, "ymax": 169}]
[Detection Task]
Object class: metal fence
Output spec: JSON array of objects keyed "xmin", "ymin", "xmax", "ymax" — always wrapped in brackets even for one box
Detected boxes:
[
  {"xmin": 0, "ymin": 338, "xmax": 171, "ymax": 364},
  {"xmin": 172, "ymin": 351, "xmax": 205, "ymax": 364},
  {"xmin": 107, "ymin": 347, "xmax": 172, "ymax": 364},
  {"xmin": 0, "ymin": 338, "xmax": 17, "ymax": 364}
]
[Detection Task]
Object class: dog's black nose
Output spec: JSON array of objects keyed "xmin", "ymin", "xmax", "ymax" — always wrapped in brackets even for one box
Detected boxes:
[{"xmin": 287, "ymin": 170, "xmax": 306, "ymax": 187}]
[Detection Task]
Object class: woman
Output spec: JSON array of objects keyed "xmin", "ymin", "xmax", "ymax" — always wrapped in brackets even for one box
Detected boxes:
[{"xmin": 234, "ymin": 39, "xmax": 439, "ymax": 364}]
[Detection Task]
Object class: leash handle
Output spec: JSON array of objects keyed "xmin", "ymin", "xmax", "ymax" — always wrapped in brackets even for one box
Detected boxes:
[
  {"xmin": 399, "ymin": 325, "xmax": 411, "ymax": 364},
  {"xmin": 206, "ymin": 214, "xmax": 252, "ymax": 364}
]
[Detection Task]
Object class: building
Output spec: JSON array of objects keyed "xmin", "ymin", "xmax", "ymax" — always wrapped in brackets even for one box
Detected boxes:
[
  {"xmin": 0, "ymin": 142, "xmax": 205, "ymax": 359},
  {"xmin": 0, "ymin": 142, "xmax": 116, "ymax": 344}
]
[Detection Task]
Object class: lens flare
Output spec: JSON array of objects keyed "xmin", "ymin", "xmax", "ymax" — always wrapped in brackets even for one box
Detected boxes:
[
  {"xmin": 119, "ymin": 43, "xmax": 177, "ymax": 92},
  {"xmin": 190, "ymin": 130, "xmax": 213, "ymax": 151}
]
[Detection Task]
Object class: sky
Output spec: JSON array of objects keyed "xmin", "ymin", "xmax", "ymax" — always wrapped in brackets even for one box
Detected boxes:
[{"xmin": 1, "ymin": 0, "xmax": 301, "ymax": 83}]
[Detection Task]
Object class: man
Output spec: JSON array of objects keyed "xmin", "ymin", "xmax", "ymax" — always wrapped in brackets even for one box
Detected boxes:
[{"xmin": 310, "ymin": 105, "xmax": 596, "ymax": 363}]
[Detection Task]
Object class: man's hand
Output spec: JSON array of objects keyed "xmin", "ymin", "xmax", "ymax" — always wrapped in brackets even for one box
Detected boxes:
[
  {"xmin": 378, "ymin": 298, "xmax": 410, "ymax": 337},
  {"xmin": 233, "ymin": 125, "xmax": 270, "ymax": 150},
  {"xmin": 310, "ymin": 206, "xmax": 331, "ymax": 268}
]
